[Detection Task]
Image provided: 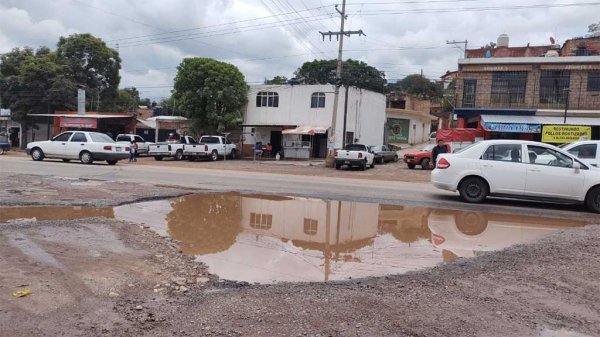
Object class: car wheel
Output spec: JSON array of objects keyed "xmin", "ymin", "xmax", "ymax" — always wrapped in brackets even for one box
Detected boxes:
[
  {"xmin": 455, "ymin": 212, "xmax": 488, "ymax": 235},
  {"xmin": 458, "ymin": 177, "xmax": 489, "ymax": 203},
  {"xmin": 154, "ymin": 156, "xmax": 163, "ymax": 161},
  {"xmin": 175, "ymin": 150, "xmax": 183, "ymax": 161},
  {"xmin": 407, "ymin": 164, "xmax": 415, "ymax": 169},
  {"xmin": 360, "ymin": 161, "xmax": 366, "ymax": 171},
  {"xmin": 585, "ymin": 186, "xmax": 600, "ymax": 213},
  {"xmin": 370, "ymin": 161, "xmax": 375, "ymax": 169},
  {"xmin": 393, "ymin": 155, "xmax": 399, "ymax": 162},
  {"xmin": 188, "ymin": 156, "xmax": 196, "ymax": 162},
  {"xmin": 211, "ymin": 150, "xmax": 218, "ymax": 161},
  {"xmin": 31, "ymin": 148, "xmax": 45, "ymax": 161},
  {"xmin": 335, "ymin": 163, "xmax": 341, "ymax": 170},
  {"xmin": 62, "ymin": 159, "xmax": 70, "ymax": 163},
  {"xmin": 107, "ymin": 160, "xmax": 117, "ymax": 165},
  {"xmin": 229, "ymin": 149, "xmax": 237, "ymax": 159},
  {"xmin": 420, "ymin": 158, "xmax": 430, "ymax": 170},
  {"xmin": 80, "ymin": 151, "xmax": 93, "ymax": 164}
]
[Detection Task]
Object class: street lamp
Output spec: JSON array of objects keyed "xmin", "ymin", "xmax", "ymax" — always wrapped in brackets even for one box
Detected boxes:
[{"xmin": 563, "ymin": 88, "xmax": 571, "ymax": 124}]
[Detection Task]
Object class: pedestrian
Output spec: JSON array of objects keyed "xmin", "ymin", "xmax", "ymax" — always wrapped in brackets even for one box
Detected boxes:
[
  {"xmin": 254, "ymin": 141, "xmax": 263, "ymax": 159},
  {"xmin": 129, "ymin": 140, "xmax": 138, "ymax": 162},
  {"xmin": 431, "ymin": 139, "xmax": 448, "ymax": 168},
  {"xmin": 266, "ymin": 143, "xmax": 273, "ymax": 158}
]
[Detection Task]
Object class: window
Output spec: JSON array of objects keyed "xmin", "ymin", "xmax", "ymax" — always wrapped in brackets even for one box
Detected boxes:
[
  {"xmin": 588, "ymin": 72, "xmax": 600, "ymax": 91},
  {"xmin": 70, "ymin": 132, "xmax": 87, "ymax": 142},
  {"xmin": 134, "ymin": 136, "xmax": 145, "ymax": 143},
  {"xmin": 527, "ymin": 145, "xmax": 573, "ymax": 167},
  {"xmin": 256, "ymin": 91, "xmax": 279, "ymax": 107},
  {"xmin": 202, "ymin": 137, "xmax": 220, "ymax": 144},
  {"xmin": 345, "ymin": 132, "xmax": 354, "ymax": 146},
  {"xmin": 89, "ymin": 133, "xmax": 115, "ymax": 143},
  {"xmin": 303, "ymin": 218, "xmax": 318, "ymax": 235},
  {"xmin": 53, "ymin": 132, "xmax": 72, "ymax": 142},
  {"xmin": 116, "ymin": 135, "xmax": 129, "ymax": 142},
  {"xmin": 567, "ymin": 144, "xmax": 597, "ymax": 159},
  {"xmin": 540, "ymin": 70, "xmax": 570, "ymax": 104},
  {"xmin": 462, "ymin": 80, "xmax": 477, "ymax": 107},
  {"xmin": 481, "ymin": 144, "xmax": 522, "ymax": 162},
  {"xmin": 310, "ymin": 92, "xmax": 326, "ymax": 108},
  {"xmin": 249, "ymin": 212, "xmax": 272, "ymax": 230},
  {"xmin": 490, "ymin": 72, "xmax": 528, "ymax": 105}
]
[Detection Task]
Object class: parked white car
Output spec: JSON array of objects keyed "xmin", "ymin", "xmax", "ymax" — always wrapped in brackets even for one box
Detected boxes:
[
  {"xmin": 26, "ymin": 131, "xmax": 130, "ymax": 165},
  {"xmin": 430, "ymin": 140, "xmax": 600, "ymax": 213},
  {"xmin": 562, "ymin": 140, "xmax": 600, "ymax": 168},
  {"xmin": 334, "ymin": 144, "xmax": 375, "ymax": 170},
  {"xmin": 115, "ymin": 134, "xmax": 153, "ymax": 155}
]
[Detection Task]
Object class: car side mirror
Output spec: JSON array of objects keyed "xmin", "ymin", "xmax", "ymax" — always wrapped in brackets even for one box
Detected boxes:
[{"xmin": 573, "ymin": 162, "xmax": 581, "ymax": 173}]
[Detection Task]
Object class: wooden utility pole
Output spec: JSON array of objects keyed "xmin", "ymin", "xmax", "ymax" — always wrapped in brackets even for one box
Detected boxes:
[{"xmin": 320, "ymin": 0, "xmax": 365, "ymax": 167}]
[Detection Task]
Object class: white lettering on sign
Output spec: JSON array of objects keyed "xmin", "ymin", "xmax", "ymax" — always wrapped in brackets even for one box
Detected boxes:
[
  {"xmin": 564, "ymin": 65, "xmax": 593, "ymax": 70},
  {"xmin": 483, "ymin": 66, "xmax": 509, "ymax": 71}
]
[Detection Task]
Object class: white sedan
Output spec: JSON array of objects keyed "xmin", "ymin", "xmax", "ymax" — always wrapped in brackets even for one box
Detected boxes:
[
  {"xmin": 562, "ymin": 140, "xmax": 600, "ymax": 168},
  {"xmin": 26, "ymin": 131, "xmax": 130, "ymax": 165},
  {"xmin": 431, "ymin": 140, "xmax": 600, "ymax": 213}
]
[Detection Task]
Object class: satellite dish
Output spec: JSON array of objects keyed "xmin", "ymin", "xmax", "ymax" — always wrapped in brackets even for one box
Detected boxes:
[{"xmin": 550, "ymin": 37, "xmax": 556, "ymax": 44}]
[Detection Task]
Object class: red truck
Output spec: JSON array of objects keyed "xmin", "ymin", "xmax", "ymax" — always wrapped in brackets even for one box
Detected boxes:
[{"xmin": 403, "ymin": 143, "xmax": 451, "ymax": 170}]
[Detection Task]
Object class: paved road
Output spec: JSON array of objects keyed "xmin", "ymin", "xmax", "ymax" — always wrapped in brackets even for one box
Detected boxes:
[{"xmin": 1, "ymin": 156, "xmax": 595, "ymax": 221}]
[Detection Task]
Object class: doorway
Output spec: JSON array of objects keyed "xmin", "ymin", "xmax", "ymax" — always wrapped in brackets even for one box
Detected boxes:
[{"xmin": 270, "ymin": 130, "xmax": 282, "ymax": 155}]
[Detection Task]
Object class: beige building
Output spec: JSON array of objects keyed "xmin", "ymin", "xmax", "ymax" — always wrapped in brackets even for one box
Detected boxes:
[{"xmin": 385, "ymin": 94, "xmax": 435, "ymax": 145}]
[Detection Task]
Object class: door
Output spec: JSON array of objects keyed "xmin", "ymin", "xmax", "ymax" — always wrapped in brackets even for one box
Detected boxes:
[
  {"xmin": 525, "ymin": 145, "xmax": 585, "ymax": 199},
  {"xmin": 479, "ymin": 144, "xmax": 527, "ymax": 195},
  {"xmin": 45, "ymin": 132, "xmax": 72, "ymax": 157},
  {"xmin": 65, "ymin": 132, "xmax": 89, "ymax": 159},
  {"xmin": 134, "ymin": 135, "xmax": 148, "ymax": 153},
  {"xmin": 270, "ymin": 131, "xmax": 282, "ymax": 156}
]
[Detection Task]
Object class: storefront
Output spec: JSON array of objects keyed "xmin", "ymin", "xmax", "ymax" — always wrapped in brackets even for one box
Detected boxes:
[{"xmin": 281, "ymin": 126, "xmax": 328, "ymax": 159}]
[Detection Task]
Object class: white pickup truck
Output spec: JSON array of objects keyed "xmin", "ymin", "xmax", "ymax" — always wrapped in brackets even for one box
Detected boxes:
[
  {"xmin": 115, "ymin": 134, "xmax": 153, "ymax": 155},
  {"xmin": 183, "ymin": 135, "xmax": 237, "ymax": 161},
  {"xmin": 334, "ymin": 143, "xmax": 375, "ymax": 170},
  {"xmin": 148, "ymin": 135, "xmax": 197, "ymax": 161}
]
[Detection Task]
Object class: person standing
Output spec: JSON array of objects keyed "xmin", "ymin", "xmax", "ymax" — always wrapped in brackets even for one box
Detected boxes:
[
  {"xmin": 431, "ymin": 139, "xmax": 448, "ymax": 168},
  {"xmin": 129, "ymin": 140, "xmax": 138, "ymax": 162}
]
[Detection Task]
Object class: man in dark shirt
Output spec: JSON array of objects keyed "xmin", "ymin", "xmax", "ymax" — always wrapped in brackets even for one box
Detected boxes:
[{"xmin": 431, "ymin": 139, "xmax": 448, "ymax": 168}]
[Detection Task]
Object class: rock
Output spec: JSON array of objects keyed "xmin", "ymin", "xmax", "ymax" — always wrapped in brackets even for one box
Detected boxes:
[
  {"xmin": 172, "ymin": 277, "xmax": 186, "ymax": 286},
  {"xmin": 128, "ymin": 283, "xmax": 135, "ymax": 288},
  {"xmin": 135, "ymin": 305, "xmax": 143, "ymax": 310},
  {"xmin": 153, "ymin": 288, "xmax": 164, "ymax": 293},
  {"xmin": 155, "ymin": 254, "xmax": 164, "ymax": 259},
  {"xmin": 196, "ymin": 277, "xmax": 210, "ymax": 284},
  {"xmin": 108, "ymin": 291, "xmax": 120, "ymax": 298},
  {"xmin": 179, "ymin": 286, "xmax": 189, "ymax": 292}
]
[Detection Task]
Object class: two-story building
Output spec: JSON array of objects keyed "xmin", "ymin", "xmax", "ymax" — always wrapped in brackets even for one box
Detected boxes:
[
  {"xmin": 242, "ymin": 84, "xmax": 386, "ymax": 159},
  {"xmin": 453, "ymin": 34, "xmax": 600, "ymax": 143}
]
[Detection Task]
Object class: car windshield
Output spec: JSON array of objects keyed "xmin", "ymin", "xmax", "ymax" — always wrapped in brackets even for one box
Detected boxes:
[
  {"xmin": 89, "ymin": 133, "xmax": 115, "ymax": 143},
  {"xmin": 370, "ymin": 146, "xmax": 382, "ymax": 152},
  {"xmin": 345, "ymin": 144, "xmax": 365, "ymax": 151}
]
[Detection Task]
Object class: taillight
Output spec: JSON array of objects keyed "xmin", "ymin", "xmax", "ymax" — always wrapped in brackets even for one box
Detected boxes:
[
  {"xmin": 205, "ymin": 145, "xmax": 208, "ymax": 151},
  {"xmin": 168, "ymin": 145, "xmax": 172, "ymax": 151},
  {"xmin": 103, "ymin": 145, "xmax": 112, "ymax": 151},
  {"xmin": 358, "ymin": 152, "xmax": 363, "ymax": 158},
  {"xmin": 125, "ymin": 147, "xmax": 130, "ymax": 151},
  {"xmin": 437, "ymin": 158, "xmax": 450, "ymax": 169},
  {"xmin": 432, "ymin": 234, "xmax": 446, "ymax": 246}
]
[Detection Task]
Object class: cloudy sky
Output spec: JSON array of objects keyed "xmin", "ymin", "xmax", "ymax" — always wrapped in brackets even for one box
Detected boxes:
[{"xmin": 0, "ymin": 0, "xmax": 597, "ymax": 100}]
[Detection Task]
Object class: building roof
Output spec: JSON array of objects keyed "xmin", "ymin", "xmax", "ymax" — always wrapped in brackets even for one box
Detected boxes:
[{"xmin": 28, "ymin": 113, "xmax": 132, "ymax": 118}]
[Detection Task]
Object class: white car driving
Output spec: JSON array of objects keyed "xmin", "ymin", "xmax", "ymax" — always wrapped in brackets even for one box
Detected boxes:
[
  {"xmin": 562, "ymin": 140, "xmax": 600, "ymax": 168},
  {"xmin": 431, "ymin": 140, "xmax": 600, "ymax": 213},
  {"xmin": 26, "ymin": 131, "xmax": 130, "ymax": 165}
]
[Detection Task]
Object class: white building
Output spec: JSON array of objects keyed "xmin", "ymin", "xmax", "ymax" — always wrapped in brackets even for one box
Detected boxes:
[{"xmin": 242, "ymin": 84, "xmax": 386, "ymax": 159}]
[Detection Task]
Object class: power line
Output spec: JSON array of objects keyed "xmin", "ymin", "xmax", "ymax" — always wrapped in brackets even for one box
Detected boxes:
[{"xmin": 352, "ymin": 2, "xmax": 600, "ymax": 15}]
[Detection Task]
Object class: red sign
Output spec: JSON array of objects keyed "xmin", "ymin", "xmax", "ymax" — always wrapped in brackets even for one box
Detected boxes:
[{"xmin": 59, "ymin": 117, "xmax": 97, "ymax": 129}]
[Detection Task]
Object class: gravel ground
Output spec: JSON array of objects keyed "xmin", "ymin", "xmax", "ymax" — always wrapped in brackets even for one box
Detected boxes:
[{"xmin": 1, "ymin": 173, "xmax": 599, "ymax": 336}]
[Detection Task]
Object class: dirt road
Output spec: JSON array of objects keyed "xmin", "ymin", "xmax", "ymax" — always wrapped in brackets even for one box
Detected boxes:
[{"xmin": 0, "ymin": 174, "xmax": 598, "ymax": 336}]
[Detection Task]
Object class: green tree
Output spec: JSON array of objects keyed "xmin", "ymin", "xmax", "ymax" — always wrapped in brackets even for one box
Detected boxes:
[
  {"xmin": 99, "ymin": 87, "xmax": 140, "ymax": 112},
  {"xmin": 173, "ymin": 58, "xmax": 248, "ymax": 133},
  {"xmin": 294, "ymin": 59, "xmax": 386, "ymax": 93},
  {"xmin": 388, "ymin": 74, "xmax": 442, "ymax": 100},
  {"xmin": 56, "ymin": 33, "xmax": 121, "ymax": 105},
  {"xmin": 264, "ymin": 75, "xmax": 288, "ymax": 84}
]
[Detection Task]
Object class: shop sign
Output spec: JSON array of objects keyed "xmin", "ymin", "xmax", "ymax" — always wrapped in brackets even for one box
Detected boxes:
[
  {"xmin": 60, "ymin": 117, "xmax": 97, "ymax": 129},
  {"xmin": 482, "ymin": 122, "xmax": 541, "ymax": 133},
  {"xmin": 386, "ymin": 118, "xmax": 409, "ymax": 143},
  {"xmin": 542, "ymin": 125, "xmax": 592, "ymax": 143}
]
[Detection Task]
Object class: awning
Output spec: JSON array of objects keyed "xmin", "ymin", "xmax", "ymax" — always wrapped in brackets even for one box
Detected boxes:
[
  {"xmin": 137, "ymin": 116, "xmax": 189, "ymax": 129},
  {"xmin": 480, "ymin": 114, "xmax": 600, "ymax": 133},
  {"xmin": 282, "ymin": 126, "xmax": 328, "ymax": 135}
]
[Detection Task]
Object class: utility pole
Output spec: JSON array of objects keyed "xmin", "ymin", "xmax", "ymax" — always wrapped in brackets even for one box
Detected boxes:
[
  {"xmin": 446, "ymin": 40, "xmax": 468, "ymax": 57},
  {"xmin": 320, "ymin": 0, "xmax": 365, "ymax": 167}
]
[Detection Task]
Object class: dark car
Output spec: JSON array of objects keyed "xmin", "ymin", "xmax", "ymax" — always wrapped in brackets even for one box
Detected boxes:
[{"xmin": 370, "ymin": 145, "xmax": 398, "ymax": 164}]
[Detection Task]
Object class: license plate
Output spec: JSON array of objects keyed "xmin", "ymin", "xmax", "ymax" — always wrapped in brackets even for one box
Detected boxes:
[
  {"xmin": 344, "ymin": 161, "xmax": 350, "ymax": 164},
  {"xmin": 116, "ymin": 147, "xmax": 122, "ymax": 151}
]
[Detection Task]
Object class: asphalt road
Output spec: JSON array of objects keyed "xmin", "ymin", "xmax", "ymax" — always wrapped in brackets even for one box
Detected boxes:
[{"xmin": 1, "ymin": 156, "xmax": 595, "ymax": 221}]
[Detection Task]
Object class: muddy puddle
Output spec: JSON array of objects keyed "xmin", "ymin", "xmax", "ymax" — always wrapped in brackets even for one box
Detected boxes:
[{"xmin": 1, "ymin": 193, "xmax": 587, "ymax": 283}]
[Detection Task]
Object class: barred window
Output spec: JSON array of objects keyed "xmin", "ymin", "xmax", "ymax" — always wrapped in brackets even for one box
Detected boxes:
[
  {"xmin": 303, "ymin": 218, "xmax": 318, "ymax": 235},
  {"xmin": 310, "ymin": 92, "xmax": 326, "ymax": 108},
  {"xmin": 588, "ymin": 72, "xmax": 600, "ymax": 91},
  {"xmin": 539, "ymin": 70, "xmax": 570, "ymax": 104},
  {"xmin": 249, "ymin": 212, "xmax": 272, "ymax": 230},
  {"xmin": 490, "ymin": 72, "xmax": 527, "ymax": 105},
  {"xmin": 256, "ymin": 91, "xmax": 279, "ymax": 107},
  {"xmin": 462, "ymin": 79, "xmax": 477, "ymax": 107}
]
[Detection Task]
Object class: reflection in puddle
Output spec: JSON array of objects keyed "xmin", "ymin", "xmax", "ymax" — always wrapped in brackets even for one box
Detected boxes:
[{"xmin": 0, "ymin": 194, "xmax": 587, "ymax": 284}]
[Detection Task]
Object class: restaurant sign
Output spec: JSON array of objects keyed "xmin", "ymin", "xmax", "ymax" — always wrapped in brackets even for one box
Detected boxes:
[
  {"xmin": 482, "ymin": 122, "xmax": 541, "ymax": 133},
  {"xmin": 59, "ymin": 116, "xmax": 97, "ymax": 129},
  {"xmin": 542, "ymin": 125, "xmax": 591, "ymax": 143}
]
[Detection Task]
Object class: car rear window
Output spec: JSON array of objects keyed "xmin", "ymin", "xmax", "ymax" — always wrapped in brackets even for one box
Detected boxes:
[
  {"xmin": 345, "ymin": 144, "xmax": 365, "ymax": 151},
  {"xmin": 202, "ymin": 137, "xmax": 220, "ymax": 144},
  {"xmin": 90, "ymin": 133, "xmax": 115, "ymax": 143}
]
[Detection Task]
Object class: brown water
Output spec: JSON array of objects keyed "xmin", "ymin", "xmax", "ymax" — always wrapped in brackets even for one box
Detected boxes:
[{"xmin": 1, "ymin": 193, "xmax": 587, "ymax": 283}]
